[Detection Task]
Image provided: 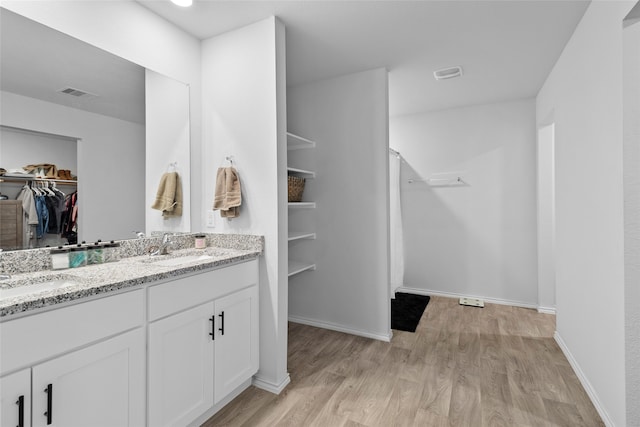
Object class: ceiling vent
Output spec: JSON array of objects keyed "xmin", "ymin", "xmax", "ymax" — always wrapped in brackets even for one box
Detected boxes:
[
  {"xmin": 433, "ymin": 66, "xmax": 463, "ymax": 81},
  {"xmin": 58, "ymin": 87, "xmax": 97, "ymax": 98}
]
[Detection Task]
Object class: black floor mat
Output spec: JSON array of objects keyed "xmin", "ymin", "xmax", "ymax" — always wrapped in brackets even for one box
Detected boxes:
[{"xmin": 391, "ymin": 292, "xmax": 430, "ymax": 332}]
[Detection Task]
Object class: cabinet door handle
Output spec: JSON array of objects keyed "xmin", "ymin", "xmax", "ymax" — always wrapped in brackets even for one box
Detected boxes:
[
  {"xmin": 16, "ymin": 395, "xmax": 24, "ymax": 427},
  {"xmin": 44, "ymin": 383, "xmax": 53, "ymax": 425},
  {"xmin": 209, "ymin": 316, "xmax": 215, "ymax": 340},
  {"xmin": 218, "ymin": 311, "xmax": 225, "ymax": 336}
]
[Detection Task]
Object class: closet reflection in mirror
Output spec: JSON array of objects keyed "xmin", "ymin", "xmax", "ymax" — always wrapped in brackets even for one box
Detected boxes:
[
  {"xmin": 0, "ymin": 8, "xmax": 150, "ymax": 250},
  {"xmin": 0, "ymin": 126, "xmax": 79, "ymax": 249}
]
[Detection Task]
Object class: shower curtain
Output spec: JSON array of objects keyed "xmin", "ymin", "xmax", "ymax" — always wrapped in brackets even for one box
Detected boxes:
[{"xmin": 389, "ymin": 150, "xmax": 404, "ymax": 298}]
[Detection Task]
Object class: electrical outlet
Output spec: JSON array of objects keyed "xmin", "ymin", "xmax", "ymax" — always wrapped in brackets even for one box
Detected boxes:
[{"xmin": 206, "ymin": 210, "xmax": 216, "ymax": 228}]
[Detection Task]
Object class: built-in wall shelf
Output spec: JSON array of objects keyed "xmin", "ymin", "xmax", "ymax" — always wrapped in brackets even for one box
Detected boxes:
[
  {"xmin": 287, "ymin": 131, "xmax": 316, "ymax": 283},
  {"xmin": 287, "ymin": 167, "xmax": 315, "ymax": 179},
  {"xmin": 288, "ymin": 232, "xmax": 316, "ymax": 242},
  {"xmin": 287, "ymin": 132, "xmax": 315, "ymax": 150},
  {"xmin": 288, "ymin": 202, "xmax": 316, "ymax": 209},
  {"xmin": 288, "ymin": 261, "xmax": 316, "ymax": 277}
]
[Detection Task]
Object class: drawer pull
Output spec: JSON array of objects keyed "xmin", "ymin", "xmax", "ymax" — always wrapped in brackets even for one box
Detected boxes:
[
  {"xmin": 44, "ymin": 384, "xmax": 52, "ymax": 425},
  {"xmin": 218, "ymin": 311, "xmax": 225, "ymax": 336},
  {"xmin": 209, "ymin": 316, "xmax": 215, "ymax": 340},
  {"xmin": 16, "ymin": 395, "xmax": 24, "ymax": 427}
]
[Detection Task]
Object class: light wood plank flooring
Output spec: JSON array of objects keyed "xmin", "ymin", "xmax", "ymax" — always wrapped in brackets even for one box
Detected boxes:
[{"xmin": 202, "ymin": 296, "xmax": 604, "ymax": 426}]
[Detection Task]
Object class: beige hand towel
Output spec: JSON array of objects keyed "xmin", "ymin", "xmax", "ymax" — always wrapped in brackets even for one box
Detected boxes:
[
  {"xmin": 213, "ymin": 167, "xmax": 241, "ymax": 218},
  {"xmin": 163, "ymin": 173, "xmax": 183, "ymax": 218},
  {"xmin": 151, "ymin": 172, "xmax": 183, "ymax": 217}
]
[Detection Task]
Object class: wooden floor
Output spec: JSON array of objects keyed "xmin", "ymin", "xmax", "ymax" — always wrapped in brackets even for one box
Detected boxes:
[{"xmin": 202, "ymin": 296, "xmax": 604, "ymax": 426}]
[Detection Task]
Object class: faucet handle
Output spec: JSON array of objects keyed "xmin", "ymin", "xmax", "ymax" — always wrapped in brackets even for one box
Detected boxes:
[{"xmin": 146, "ymin": 245, "xmax": 160, "ymax": 256}]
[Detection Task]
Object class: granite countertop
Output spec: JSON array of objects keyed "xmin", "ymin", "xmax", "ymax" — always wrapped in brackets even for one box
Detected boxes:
[{"xmin": 0, "ymin": 245, "xmax": 261, "ymax": 318}]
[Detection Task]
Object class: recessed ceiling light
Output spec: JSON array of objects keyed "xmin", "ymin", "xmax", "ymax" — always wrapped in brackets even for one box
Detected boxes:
[
  {"xmin": 171, "ymin": 0, "xmax": 192, "ymax": 7},
  {"xmin": 433, "ymin": 66, "xmax": 463, "ymax": 81}
]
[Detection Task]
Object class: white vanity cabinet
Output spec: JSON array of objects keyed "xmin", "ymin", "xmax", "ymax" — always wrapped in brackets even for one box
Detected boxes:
[
  {"xmin": 147, "ymin": 260, "xmax": 259, "ymax": 427},
  {"xmin": 1, "ymin": 331, "xmax": 144, "ymax": 427},
  {"xmin": 148, "ymin": 302, "xmax": 215, "ymax": 426},
  {"xmin": 0, "ymin": 257, "xmax": 259, "ymax": 427},
  {"xmin": 0, "ymin": 368, "xmax": 31, "ymax": 427},
  {"xmin": 0, "ymin": 290, "xmax": 146, "ymax": 427},
  {"xmin": 31, "ymin": 328, "xmax": 145, "ymax": 427},
  {"xmin": 213, "ymin": 285, "xmax": 258, "ymax": 403}
]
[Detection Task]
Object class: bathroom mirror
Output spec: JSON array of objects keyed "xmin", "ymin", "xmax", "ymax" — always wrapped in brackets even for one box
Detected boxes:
[{"xmin": 0, "ymin": 8, "xmax": 190, "ymax": 251}]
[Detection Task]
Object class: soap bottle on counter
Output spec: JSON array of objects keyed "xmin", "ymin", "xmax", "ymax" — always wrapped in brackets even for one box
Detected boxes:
[
  {"xmin": 68, "ymin": 245, "xmax": 87, "ymax": 268},
  {"xmin": 195, "ymin": 234, "xmax": 207, "ymax": 249},
  {"xmin": 87, "ymin": 243, "xmax": 103, "ymax": 265},
  {"xmin": 50, "ymin": 246, "xmax": 69, "ymax": 270},
  {"xmin": 101, "ymin": 241, "xmax": 121, "ymax": 263}
]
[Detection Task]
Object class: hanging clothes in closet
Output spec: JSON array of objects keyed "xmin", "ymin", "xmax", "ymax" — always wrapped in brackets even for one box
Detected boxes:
[
  {"xmin": 60, "ymin": 190, "xmax": 78, "ymax": 244},
  {"xmin": 45, "ymin": 186, "xmax": 67, "ymax": 234},
  {"xmin": 16, "ymin": 182, "xmax": 39, "ymax": 229},
  {"xmin": 16, "ymin": 181, "xmax": 76, "ymax": 244}
]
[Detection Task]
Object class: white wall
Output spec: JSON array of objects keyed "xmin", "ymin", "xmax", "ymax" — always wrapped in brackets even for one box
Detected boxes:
[
  {"xmin": 145, "ymin": 70, "xmax": 191, "ymax": 235},
  {"xmin": 536, "ymin": 2, "xmax": 633, "ymax": 425},
  {"xmin": 390, "ymin": 98, "xmax": 537, "ymax": 306},
  {"xmin": 1, "ymin": 126, "xmax": 77, "ymax": 176},
  {"xmin": 537, "ymin": 124, "xmax": 556, "ymax": 312},
  {"xmin": 287, "ymin": 68, "xmax": 391, "ymax": 340},
  {"xmin": 1, "ymin": 91, "xmax": 144, "ymax": 242},
  {"xmin": 623, "ymin": 11, "xmax": 640, "ymax": 427},
  {"xmin": 2, "ymin": 1, "xmax": 203, "ymax": 231},
  {"xmin": 201, "ymin": 17, "xmax": 289, "ymax": 393}
]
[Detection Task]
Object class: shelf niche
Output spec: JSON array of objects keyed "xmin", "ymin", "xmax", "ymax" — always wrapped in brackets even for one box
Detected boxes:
[{"xmin": 287, "ymin": 132, "xmax": 316, "ymax": 279}]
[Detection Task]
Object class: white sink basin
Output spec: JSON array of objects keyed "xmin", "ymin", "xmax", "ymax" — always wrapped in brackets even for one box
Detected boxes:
[
  {"xmin": 0, "ymin": 280, "xmax": 79, "ymax": 300},
  {"xmin": 149, "ymin": 254, "xmax": 213, "ymax": 267}
]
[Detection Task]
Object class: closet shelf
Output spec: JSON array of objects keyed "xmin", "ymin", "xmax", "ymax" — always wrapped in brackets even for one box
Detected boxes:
[
  {"xmin": 287, "ymin": 167, "xmax": 315, "ymax": 178},
  {"xmin": 288, "ymin": 261, "xmax": 316, "ymax": 277},
  {"xmin": 288, "ymin": 232, "xmax": 316, "ymax": 242},
  {"xmin": 0, "ymin": 177, "xmax": 77, "ymax": 186},
  {"xmin": 287, "ymin": 131, "xmax": 316, "ymax": 283},
  {"xmin": 287, "ymin": 132, "xmax": 316, "ymax": 150},
  {"xmin": 288, "ymin": 202, "xmax": 316, "ymax": 209}
]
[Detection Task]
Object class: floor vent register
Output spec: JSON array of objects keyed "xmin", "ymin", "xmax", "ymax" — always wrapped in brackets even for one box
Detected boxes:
[{"xmin": 459, "ymin": 297, "xmax": 485, "ymax": 308}]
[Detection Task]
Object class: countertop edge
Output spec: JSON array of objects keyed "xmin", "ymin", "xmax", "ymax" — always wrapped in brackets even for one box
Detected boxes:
[{"xmin": 0, "ymin": 250, "xmax": 260, "ymax": 319}]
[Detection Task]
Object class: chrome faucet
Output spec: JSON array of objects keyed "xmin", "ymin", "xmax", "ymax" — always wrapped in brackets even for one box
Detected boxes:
[
  {"xmin": 160, "ymin": 233, "xmax": 174, "ymax": 255},
  {"xmin": 149, "ymin": 233, "xmax": 174, "ymax": 256}
]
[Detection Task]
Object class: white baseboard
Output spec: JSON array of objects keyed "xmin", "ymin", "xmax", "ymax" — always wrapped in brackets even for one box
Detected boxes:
[
  {"xmin": 252, "ymin": 373, "xmax": 291, "ymax": 395},
  {"xmin": 288, "ymin": 315, "xmax": 392, "ymax": 342},
  {"xmin": 554, "ymin": 331, "xmax": 614, "ymax": 427},
  {"xmin": 397, "ymin": 286, "xmax": 539, "ymax": 310},
  {"xmin": 537, "ymin": 306, "xmax": 556, "ymax": 315}
]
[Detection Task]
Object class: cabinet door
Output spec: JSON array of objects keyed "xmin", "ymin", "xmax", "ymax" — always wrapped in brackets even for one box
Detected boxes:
[
  {"xmin": 31, "ymin": 328, "xmax": 145, "ymax": 427},
  {"xmin": 148, "ymin": 302, "xmax": 215, "ymax": 427},
  {"xmin": 214, "ymin": 285, "xmax": 259, "ymax": 403},
  {"xmin": 0, "ymin": 368, "xmax": 31, "ymax": 427}
]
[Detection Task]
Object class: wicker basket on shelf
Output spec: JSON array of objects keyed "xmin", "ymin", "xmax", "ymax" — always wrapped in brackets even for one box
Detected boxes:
[{"xmin": 288, "ymin": 176, "xmax": 306, "ymax": 202}]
